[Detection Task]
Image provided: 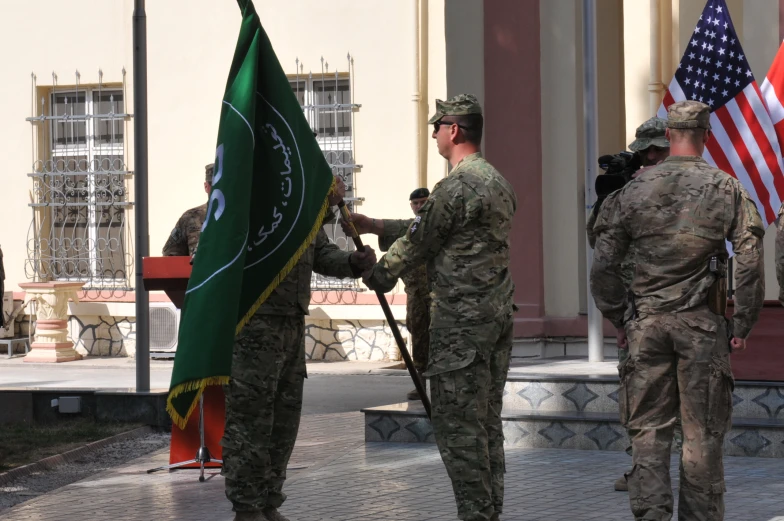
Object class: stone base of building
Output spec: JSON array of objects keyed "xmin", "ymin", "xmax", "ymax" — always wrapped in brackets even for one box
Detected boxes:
[{"xmin": 24, "ymin": 342, "xmax": 83, "ymax": 363}]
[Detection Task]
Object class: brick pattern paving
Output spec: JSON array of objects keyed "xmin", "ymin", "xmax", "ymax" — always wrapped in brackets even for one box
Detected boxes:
[{"xmin": 3, "ymin": 412, "xmax": 784, "ymax": 520}]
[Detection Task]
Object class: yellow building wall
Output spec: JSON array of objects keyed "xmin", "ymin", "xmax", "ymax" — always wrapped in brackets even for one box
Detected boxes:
[{"xmin": 0, "ymin": 0, "xmax": 447, "ymax": 295}]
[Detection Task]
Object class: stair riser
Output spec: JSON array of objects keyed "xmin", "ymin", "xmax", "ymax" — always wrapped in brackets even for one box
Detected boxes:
[
  {"xmin": 505, "ymin": 380, "xmax": 784, "ymax": 420},
  {"xmin": 365, "ymin": 413, "xmax": 784, "ymax": 458}
]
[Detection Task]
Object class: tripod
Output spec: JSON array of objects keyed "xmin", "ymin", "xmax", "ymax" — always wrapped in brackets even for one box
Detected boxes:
[{"xmin": 147, "ymin": 393, "xmax": 222, "ymax": 482}]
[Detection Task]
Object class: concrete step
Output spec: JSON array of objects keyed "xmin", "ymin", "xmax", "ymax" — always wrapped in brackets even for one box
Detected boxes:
[
  {"xmin": 362, "ymin": 402, "xmax": 784, "ymax": 458},
  {"xmin": 504, "ymin": 373, "xmax": 784, "ymax": 421}
]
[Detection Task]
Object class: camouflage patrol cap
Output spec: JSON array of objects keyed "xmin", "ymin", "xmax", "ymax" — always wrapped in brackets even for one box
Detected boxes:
[
  {"xmin": 667, "ymin": 100, "xmax": 712, "ymax": 129},
  {"xmin": 628, "ymin": 117, "xmax": 669, "ymax": 152},
  {"xmin": 205, "ymin": 163, "xmax": 215, "ymax": 183},
  {"xmin": 428, "ymin": 94, "xmax": 482, "ymax": 124}
]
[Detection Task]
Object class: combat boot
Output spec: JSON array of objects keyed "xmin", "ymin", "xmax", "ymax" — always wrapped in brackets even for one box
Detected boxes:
[
  {"xmin": 614, "ymin": 475, "xmax": 628, "ymax": 491},
  {"xmin": 233, "ymin": 511, "xmax": 269, "ymax": 521},
  {"xmin": 262, "ymin": 507, "xmax": 291, "ymax": 521}
]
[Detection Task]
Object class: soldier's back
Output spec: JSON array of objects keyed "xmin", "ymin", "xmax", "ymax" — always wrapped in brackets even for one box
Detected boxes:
[{"xmin": 616, "ymin": 156, "xmax": 738, "ymax": 313}]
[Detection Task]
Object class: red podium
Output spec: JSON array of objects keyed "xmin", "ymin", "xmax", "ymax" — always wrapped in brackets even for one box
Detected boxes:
[{"xmin": 142, "ymin": 256, "xmax": 225, "ymax": 480}]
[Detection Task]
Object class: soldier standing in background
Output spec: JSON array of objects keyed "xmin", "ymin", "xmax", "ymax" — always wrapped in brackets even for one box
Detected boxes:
[
  {"xmin": 590, "ymin": 101, "xmax": 765, "ymax": 521},
  {"xmin": 223, "ymin": 176, "xmax": 376, "ymax": 521},
  {"xmin": 162, "ymin": 163, "xmax": 213, "ymax": 256},
  {"xmin": 586, "ymin": 116, "xmax": 681, "ymax": 492},
  {"xmin": 340, "ymin": 187, "xmax": 432, "ymax": 401},
  {"xmin": 362, "ymin": 94, "xmax": 517, "ymax": 521}
]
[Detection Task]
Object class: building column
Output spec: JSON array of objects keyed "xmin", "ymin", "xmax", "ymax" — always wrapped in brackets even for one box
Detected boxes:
[{"xmin": 483, "ymin": 0, "xmax": 545, "ymax": 336}]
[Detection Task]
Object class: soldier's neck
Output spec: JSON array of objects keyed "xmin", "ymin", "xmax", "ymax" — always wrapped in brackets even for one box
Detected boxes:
[
  {"xmin": 669, "ymin": 143, "xmax": 704, "ymax": 157},
  {"xmin": 447, "ymin": 144, "xmax": 481, "ymax": 169}
]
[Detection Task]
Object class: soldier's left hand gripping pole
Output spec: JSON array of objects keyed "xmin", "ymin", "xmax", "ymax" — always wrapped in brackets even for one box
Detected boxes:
[{"xmin": 337, "ymin": 201, "xmax": 432, "ymax": 420}]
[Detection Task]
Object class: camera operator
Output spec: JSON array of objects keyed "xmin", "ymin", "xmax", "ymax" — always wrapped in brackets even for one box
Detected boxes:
[{"xmin": 586, "ymin": 116, "xmax": 673, "ymax": 492}]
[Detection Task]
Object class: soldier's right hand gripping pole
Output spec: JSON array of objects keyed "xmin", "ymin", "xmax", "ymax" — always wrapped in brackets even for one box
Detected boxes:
[{"xmin": 337, "ymin": 201, "xmax": 432, "ymax": 420}]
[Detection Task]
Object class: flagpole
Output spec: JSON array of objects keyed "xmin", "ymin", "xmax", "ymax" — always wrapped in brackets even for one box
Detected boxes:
[
  {"xmin": 583, "ymin": 0, "xmax": 604, "ymax": 362},
  {"xmin": 337, "ymin": 201, "xmax": 432, "ymax": 419},
  {"xmin": 133, "ymin": 0, "xmax": 151, "ymax": 392}
]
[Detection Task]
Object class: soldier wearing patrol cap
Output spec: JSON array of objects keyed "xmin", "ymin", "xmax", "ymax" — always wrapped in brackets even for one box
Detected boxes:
[
  {"xmin": 162, "ymin": 163, "xmax": 214, "ymax": 256},
  {"xmin": 590, "ymin": 100, "xmax": 765, "ymax": 520},
  {"xmin": 360, "ymin": 94, "xmax": 517, "ymax": 521},
  {"xmin": 585, "ymin": 116, "xmax": 681, "ymax": 493}
]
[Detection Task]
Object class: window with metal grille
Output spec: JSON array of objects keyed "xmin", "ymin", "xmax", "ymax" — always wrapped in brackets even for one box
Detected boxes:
[
  {"xmin": 288, "ymin": 62, "xmax": 363, "ymax": 295},
  {"xmin": 27, "ymin": 74, "xmax": 132, "ymax": 292}
]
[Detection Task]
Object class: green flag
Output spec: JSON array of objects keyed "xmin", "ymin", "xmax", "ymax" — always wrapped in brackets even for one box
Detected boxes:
[{"xmin": 167, "ymin": 0, "xmax": 335, "ymax": 429}]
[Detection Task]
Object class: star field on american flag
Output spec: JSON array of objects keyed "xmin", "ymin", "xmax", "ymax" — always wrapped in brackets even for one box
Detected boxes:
[{"xmin": 674, "ymin": 3, "xmax": 750, "ymax": 110}]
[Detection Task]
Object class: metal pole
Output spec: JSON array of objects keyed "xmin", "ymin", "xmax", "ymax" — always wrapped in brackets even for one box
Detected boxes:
[
  {"xmin": 338, "ymin": 202, "xmax": 431, "ymax": 419},
  {"xmin": 583, "ymin": 0, "xmax": 604, "ymax": 362},
  {"xmin": 133, "ymin": 0, "xmax": 150, "ymax": 391}
]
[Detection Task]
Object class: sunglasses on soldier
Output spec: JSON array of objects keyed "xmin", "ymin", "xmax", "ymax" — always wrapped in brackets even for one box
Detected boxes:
[{"xmin": 433, "ymin": 119, "xmax": 468, "ymax": 133}]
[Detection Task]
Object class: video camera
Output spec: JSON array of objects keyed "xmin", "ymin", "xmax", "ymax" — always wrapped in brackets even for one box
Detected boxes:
[{"xmin": 592, "ymin": 151, "xmax": 641, "ymax": 216}]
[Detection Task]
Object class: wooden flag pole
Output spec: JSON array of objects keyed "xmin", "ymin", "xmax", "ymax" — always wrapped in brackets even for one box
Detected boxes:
[{"xmin": 337, "ymin": 201, "xmax": 432, "ymax": 419}]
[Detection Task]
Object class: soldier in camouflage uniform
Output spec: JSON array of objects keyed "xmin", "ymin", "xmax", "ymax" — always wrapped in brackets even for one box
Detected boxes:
[
  {"xmin": 590, "ymin": 101, "xmax": 765, "ymax": 521},
  {"xmin": 363, "ymin": 94, "xmax": 517, "ymax": 521},
  {"xmin": 341, "ymin": 187, "xmax": 433, "ymax": 400},
  {"xmin": 586, "ymin": 117, "xmax": 682, "ymax": 492},
  {"xmin": 161, "ymin": 163, "xmax": 214, "ymax": 256},
  {"xmin": 222, "ymin": 176, "xmax": 376, "ymax": 521}
]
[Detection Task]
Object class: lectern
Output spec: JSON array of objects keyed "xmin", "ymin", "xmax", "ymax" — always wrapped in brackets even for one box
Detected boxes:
[{"xmin": 142, "ymin": 255, "xmax": 224, "ymax": 481}]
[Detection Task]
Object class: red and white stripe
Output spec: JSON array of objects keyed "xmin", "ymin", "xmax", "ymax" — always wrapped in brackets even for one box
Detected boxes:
[{"xmin": 658, "ymin": 79, "xmax": 784, "ymax": 227}]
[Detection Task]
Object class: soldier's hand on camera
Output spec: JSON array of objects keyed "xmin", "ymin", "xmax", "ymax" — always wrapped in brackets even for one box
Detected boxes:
[
  {"xmin": 616, "ymin": 327, "xmax": 628, "ymax": 350},
  {"xmin": 730, "ymin": 337, "xmax": 747, "ymax": 352},
  {"xmin": 328, "ymin": 175, "xmax": 346, "ymax": 206},
  {"xmin": 341, "ymin": 213, "xmax": 374, "ymax": 236},
  {"xmin": 350, "ymin": 246, "xmax": 376, "ymax": 271}
]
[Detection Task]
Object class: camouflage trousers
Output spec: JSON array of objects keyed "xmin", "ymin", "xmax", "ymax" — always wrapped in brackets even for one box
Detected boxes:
[
  {"xmin": 406, "ymin": 293, "xmax": 431, "ymax": 371},
  {"xmin": 621, "ymin": 307, "xmax": 734, "ymax": 521},
  {"xmin": 618, "ymin": 347, "xmax": 683, "ymax": 457},
  {"xmin": 221, "ymin": 314, "xmax": 306, "ymax": 513},
  {"xmin": 428, "ymin": 313, "xmax": 513, "ymax": 521}
]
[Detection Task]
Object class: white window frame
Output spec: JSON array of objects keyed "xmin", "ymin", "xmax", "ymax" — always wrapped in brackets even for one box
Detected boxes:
[{"xmin": 48, "ymin": 87, "xmax": 126, "ymax": 285}]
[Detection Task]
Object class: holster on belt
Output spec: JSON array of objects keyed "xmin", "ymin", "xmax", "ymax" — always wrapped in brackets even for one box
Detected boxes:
[{"xmin": 706, "ymin": 255, "xmax": 728, "ymax": 315}]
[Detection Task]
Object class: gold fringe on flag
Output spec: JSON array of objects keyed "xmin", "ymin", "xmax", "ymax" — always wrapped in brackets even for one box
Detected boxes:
[{"xmin": 165, "ymin": 177, "xmax": 336, "ymax": 430}]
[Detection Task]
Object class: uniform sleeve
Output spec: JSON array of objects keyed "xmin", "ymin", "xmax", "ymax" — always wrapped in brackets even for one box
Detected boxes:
[
  {"xmin": 366, "ymin": 179, "xmax": 461, "ymax": 293},
  {"xmin": 162, "ymin": 219, "xmax": 189, "ymax": 256},
  {"xmin": 379, "ymin": 219, "xmax": 414, "ymax": 251},
  {"xmin": 728, "ymin": 185, "xmax": 765, "ymax": 339},
  {"xmin": 776, "ymin": 204, "xmax": 784, "ymax": 306},
  {"xmin": 586, "ymin": 208, "xmax": 598, "ymax": 249},
  {"xmin": 312, "ymin": 227, "xmax": 355, "ymax": 279},
  {"xmin": 589, "ymin": 193, "xmax": 631, "ymax": 328}
]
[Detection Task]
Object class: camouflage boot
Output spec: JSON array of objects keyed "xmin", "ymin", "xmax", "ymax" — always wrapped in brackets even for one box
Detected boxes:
[
  {"xmin": 262, "ymin": 507, "xmax": 291, "ymax": 521},
  {"xmin": 233, "ymin": 512, "xmax": 269, "ymax": 521}
]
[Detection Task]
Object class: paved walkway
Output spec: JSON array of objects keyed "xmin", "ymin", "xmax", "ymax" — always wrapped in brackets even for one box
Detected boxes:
[
  {"xmin": 0, "ymin": 357, "xmax": 403, "ymax": 390},
  {"xmin": 2, "ymin": 412, "xmax": 784, "ymax": 521}
]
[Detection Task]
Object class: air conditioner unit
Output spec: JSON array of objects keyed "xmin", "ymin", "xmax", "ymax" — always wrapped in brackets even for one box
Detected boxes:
[
  {"xmin": 1, "ymin": 292, "xmax": 13, "ymax": 339},
  {"xmin": 149, "ymin": 302, "xmax": 180, "ymax": 352}
]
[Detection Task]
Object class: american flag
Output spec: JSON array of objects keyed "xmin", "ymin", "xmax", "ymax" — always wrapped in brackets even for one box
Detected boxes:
[{"xmin": 657, "ymin": 0, "xmax": 784, "ymax": 227}]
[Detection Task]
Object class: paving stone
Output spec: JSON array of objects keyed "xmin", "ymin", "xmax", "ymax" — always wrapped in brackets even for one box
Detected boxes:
[{"xmin": 2, "ymin": 411, "xmax": 784, "ymax": 520}]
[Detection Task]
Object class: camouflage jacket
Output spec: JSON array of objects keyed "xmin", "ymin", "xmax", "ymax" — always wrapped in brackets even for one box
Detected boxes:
[
  {"xmin": 366, "ymin": 153, "xmax": 517, "ymax": 328},
  {"xmin": 590, "ymin": 156, "xmax": 765, "ymax": 339},
  {"xmin": 777, "ymin": 203, "xmax": 784, "ymax": 305},
  {"xmin": 587, "ymin": 209, "xmax": 635, "ymax": 288},
  {"xmin": 378, "ymin": 219, "xmax": 430, "ymax": 299},
  {"xmin": 257, "ymin": 228, "xmax": 356, "ymax": 316},
  {"xmin": 162, "ymin": 203, "xmax": 208, "ymax": 256}
]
